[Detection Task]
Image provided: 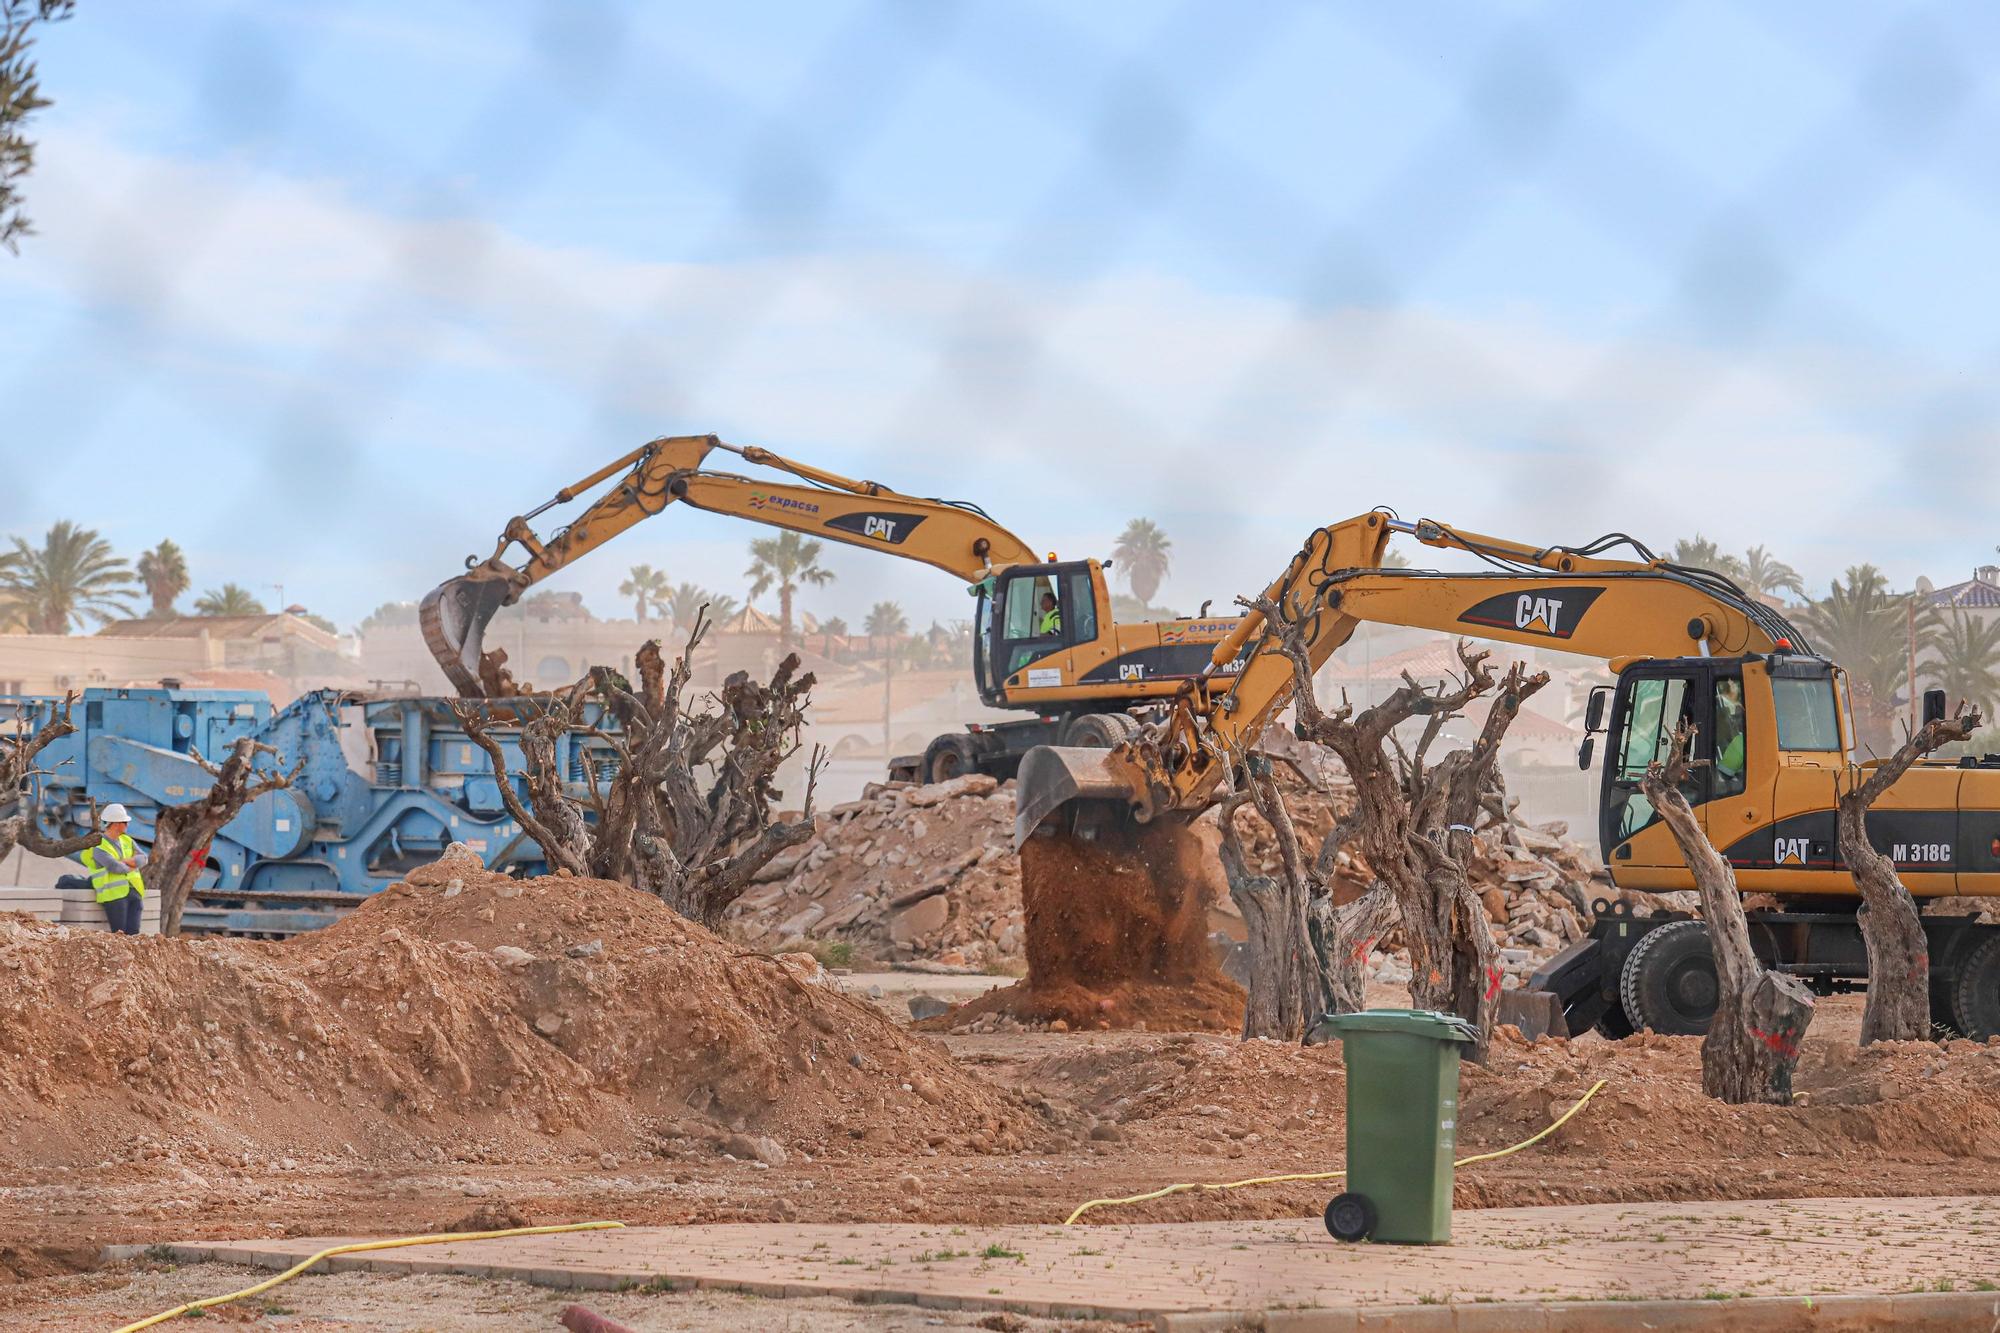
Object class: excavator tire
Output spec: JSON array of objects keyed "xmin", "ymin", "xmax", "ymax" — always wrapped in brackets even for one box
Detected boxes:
[
  {"xmin": 1061, "ymin": 712, "xmax": 1140, "ymax": 749},
  {"xmin": 921, "ymin": 734, "xmax": 981, "ymax": 785},
  {"xmin": 1951, "ymin": 933, "xmax": 2000, "ymax": 1041},
  {"xmin": 1620, "ymin": 919, "xmax": 1717, "ymax": 1036}
]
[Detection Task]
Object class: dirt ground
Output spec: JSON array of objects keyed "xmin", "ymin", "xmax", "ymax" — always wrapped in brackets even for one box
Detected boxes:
[
  {"xmin": 9, "ymin": 855, "xmax": 2000, "ymax": 1327},
  {"xmin": 13, "ymin": 1261, "xmax": 1139, "ymax": 1331}
]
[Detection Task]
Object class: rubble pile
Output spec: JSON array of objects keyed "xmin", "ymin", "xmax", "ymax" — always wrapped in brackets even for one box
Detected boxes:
[
  {"xmin": 727, "ymin": 773, "xmax": 1033, "ymax": 969},
  {"xmin": 1361, "ymin": 816, "xmax": 1616, "ymax": 990},
  {"xmin": 728, "ymin": 761, "xmax": 1613, "ymax": 998}
]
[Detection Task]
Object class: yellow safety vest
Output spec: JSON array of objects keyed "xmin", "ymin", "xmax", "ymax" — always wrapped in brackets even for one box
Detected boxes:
[
  {"xmin": 1039, "ymin": 608, "xmax": 1061, "ymax": 635},
  {"xmin": 80, "ymin": 833, "xmax": 146, "ymax": 903}
]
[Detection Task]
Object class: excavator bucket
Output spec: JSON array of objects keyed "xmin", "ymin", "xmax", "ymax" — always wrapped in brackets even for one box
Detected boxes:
[
  {"xmin": 1012, "ymin": 744, "xmax": 1154, "ymax": 849},
  {"xmin": 419, "ymin": 574, "xmax": 514, "ymax": 697}
]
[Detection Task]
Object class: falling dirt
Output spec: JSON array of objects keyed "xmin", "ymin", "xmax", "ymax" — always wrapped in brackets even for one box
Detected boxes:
[{"xmin": 943, "ymin": 817, "xmax": 1245, "ymax": 1032}]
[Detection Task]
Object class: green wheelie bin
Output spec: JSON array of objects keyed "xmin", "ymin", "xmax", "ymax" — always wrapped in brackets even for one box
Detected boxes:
[{"xmin": 1313, "ymin": 1008, "xmax": 1476, "ymax": 1244}]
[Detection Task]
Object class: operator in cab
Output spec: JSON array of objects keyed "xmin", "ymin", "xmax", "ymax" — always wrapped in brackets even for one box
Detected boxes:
[
  {"xmin": 80, "ymin": 803, "xmax": 148, "ymax": 935},
  {"xmin": 1038, "ymin": 590, "xmax": 1062, "ymax": 636},
  {"xmin": 1714, "ymin": 678, "xmax": 1747, "ymax": 796}
]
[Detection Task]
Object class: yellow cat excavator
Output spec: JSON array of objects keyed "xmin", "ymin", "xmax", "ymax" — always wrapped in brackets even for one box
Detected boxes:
[
  {"xmin": 420, "ymin": 434, "xmax": 1253, "ymax": 782},
  {"xmin": 1016, "ymin": 510, "xmax": 2000, "ymax": 1039}
]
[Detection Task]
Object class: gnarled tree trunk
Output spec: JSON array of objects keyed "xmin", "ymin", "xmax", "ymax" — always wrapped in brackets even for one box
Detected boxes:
[
  {"xmin": 1217, "ymin": 769, "xmax": 1320, "ymax": 1040},
  {"xmin": 1215, "ymin": 588, "xmax": 1549, "ymax": 1055},
  {"xmin": 455, "ymin": 611, "xmax": 824, "ymax": 928},
  {"xmin": 152, "ymin": 738, "xmax": 302, "ymax": 935},
  {"xmin": 1836, "ymin": 704, "xmax": 1982, "ymax": 1043},
  {"xmin": 0, "ymin": 694, "xmax": 102, "ymax": 866},
  {"xmin": 1641, "ymin": 723, "xmax": 1814, "ymax": 1103}
]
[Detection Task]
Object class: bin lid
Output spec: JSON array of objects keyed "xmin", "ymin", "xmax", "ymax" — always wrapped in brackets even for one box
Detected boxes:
[{"xmin": 1314, "ymin": 1008, "xmax": 1477, "ymax": 1042}]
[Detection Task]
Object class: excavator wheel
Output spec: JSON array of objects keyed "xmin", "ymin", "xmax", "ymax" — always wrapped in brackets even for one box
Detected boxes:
[
  {"xmin": 1060, "ymin": 712, "xmax": 1140, "ymax": 749},
  {"xmin": 1950, "ymin": 933, "xmax": 2000, "ymax": 1041},
  {"xmin": 921, "ymin": 734, "xmax": 981, "ymax": 785},
  {"xmin": 1619, "ymin": 919, "xmax": 1717, "ymax": 1036}
]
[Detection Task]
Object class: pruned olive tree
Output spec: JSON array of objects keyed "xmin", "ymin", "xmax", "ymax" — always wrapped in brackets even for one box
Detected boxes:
[
  {"xmin": 1835, "ymin": 702, "xmax": 1983, "ymax": 1043},
  {"xmin": 0, "ymin": 692, "xmax": 98, "ymax": 863},
  {"xmin": 1640, "ymin": 723, "xmax": 1814, "ymax": 1103},
  {"xmin": 1217, "ymin": 592, "xmax": 1548, "ymax": 1055},
  {"xmin": 151, "ymin": 738, "xmax": 302, "ymax": 935},
  {"xmin": 454, "ymin": 612, "xmax": 824, "ymax": 927}
]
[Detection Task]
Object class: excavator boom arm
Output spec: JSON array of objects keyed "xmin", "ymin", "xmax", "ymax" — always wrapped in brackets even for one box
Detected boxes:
[
  {"xmin": 420, "ymin": 434, "xmax": 1042, "ymax": 695},
  {"xmin": 1015, "ymin": 510, "xmax": 1811, "ymax": 842}
]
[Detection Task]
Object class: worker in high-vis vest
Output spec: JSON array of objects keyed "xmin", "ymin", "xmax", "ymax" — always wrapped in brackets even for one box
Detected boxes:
[{"xmin": 80, "ymin": 803, "xmax": 147, "ymax": 935}]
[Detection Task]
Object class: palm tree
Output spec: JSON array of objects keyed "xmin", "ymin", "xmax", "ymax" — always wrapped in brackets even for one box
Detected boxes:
[
  {"xmin": 864, "ymin": 601, "xmax": 908, "ymax": 655},
  {"xmin": 1795, "ymin": 565, "xmax": 1935, "ymax": 749},
  {"xmin": 1739, "ymin": 545, "xmax": 1804, "ymax": 604},
  {"xmin": 618, "ymin": 563, "xmax": 671, "ymax": 621},
  {"xmin": 663, "ymin": 582, "xmax": 709, "ymax": 629},
  {"xmin": 194, "ymin": 583, "xmax": 267, "ymax": 616},
  {"xmin": 135, "ymin": 539, "xmax": 191, "ymax": 618},
  {"xmin": 820, "ymin": 615, "xmax": 849, "ymax": 657},
  {"xmin": 745, "ymin": 532, "xmax": 834, "ymax": 648},
  {"xmin": 1669, "ymin": 535, "xmax": 1747, "ymax": 580},
  {"xmin": 866, "ymin": 601, "xmax": 908, "ymax": 759},
  {"xmin": 1112, "ymin": 518, "xmax": 1172, "ymax": 606},
  {"xmin": 1924, "ymin": 610, "xmax": 2000, "ymax": 721},
  {"xmin": 0, "ymin": 521, "xmax": 138, "ymax": 632}
]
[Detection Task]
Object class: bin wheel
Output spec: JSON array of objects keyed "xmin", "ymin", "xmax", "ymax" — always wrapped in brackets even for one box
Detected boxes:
[{"xmin": 1324, "ymin": 1192, "xmax": 1376, "ymax": 1243}]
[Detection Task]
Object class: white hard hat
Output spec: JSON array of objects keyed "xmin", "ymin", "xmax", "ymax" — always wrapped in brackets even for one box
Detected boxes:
[{"xmin": 102, "ymin": 803, "xmax": 131, "ymax": 823}]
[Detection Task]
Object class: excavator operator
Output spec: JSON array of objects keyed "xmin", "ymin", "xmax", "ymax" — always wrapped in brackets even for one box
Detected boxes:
[
  {"xmin": 1038, "ymin": 590, "xmax": 1062, "ymax": 637},
  {"xmin": 1714, "ymin": 676, "xmax": 1747, "ymax": 796}
]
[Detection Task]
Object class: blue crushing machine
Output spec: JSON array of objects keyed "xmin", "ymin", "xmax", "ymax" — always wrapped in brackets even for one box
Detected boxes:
[{"xmin": 0, "ymin": 686, "xmax": 613, "ymax": 936}]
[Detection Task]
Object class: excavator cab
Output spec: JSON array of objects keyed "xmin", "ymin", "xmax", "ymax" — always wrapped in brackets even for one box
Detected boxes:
[
  {"xmin": 1596, "ymin": 654, "xmax": 1851, "ymax": 880},
  {"xmin": 973, "ymin": 562, "xmax": 1105, "ymax": 705}
]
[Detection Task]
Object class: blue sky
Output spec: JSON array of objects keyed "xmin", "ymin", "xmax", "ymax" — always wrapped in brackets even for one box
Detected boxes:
[{"xmin": 3, "ymin": 1, "xmax": 1999, "ymax": 642}]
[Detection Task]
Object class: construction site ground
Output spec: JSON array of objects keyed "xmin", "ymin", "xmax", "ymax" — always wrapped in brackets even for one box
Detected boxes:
[
  {"xmin": 85, "ymin": 1195, "xmax": 2000, "ymax": 1330},
  {"xmin": 9, "ymin": 834, "xmax": 2000, "ymax": 1326}
]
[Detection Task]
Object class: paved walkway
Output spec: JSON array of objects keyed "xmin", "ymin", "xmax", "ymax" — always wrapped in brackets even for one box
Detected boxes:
[{"xmin": 150, "ymin": 1196, "xmax": 2000, "ymax": 1326}]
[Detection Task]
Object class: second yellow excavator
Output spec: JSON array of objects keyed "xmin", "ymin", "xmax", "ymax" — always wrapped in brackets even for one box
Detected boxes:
[
  {"xmin": 1016, "ymin": 511, "xmax": 2000, "ymax": 1039},
  {"xmin": 419, "ymin": 435, "xmax": 1254, "ymax": 782}
]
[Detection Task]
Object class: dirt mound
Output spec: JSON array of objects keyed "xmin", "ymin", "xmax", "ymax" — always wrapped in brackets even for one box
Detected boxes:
[
  {"xmin": 1009, "ymin": 1023, "xmax": 2000, "ymax": 1220},
  {"xmin": 943, "ymin": 820, "xmax": 1245, "ymax": 1033},
  {"xmin": 0, "ymin": 846, "xmax": 1039, "ymax": 1171}
]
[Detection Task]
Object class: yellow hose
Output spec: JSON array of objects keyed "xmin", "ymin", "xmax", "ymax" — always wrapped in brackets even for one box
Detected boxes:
[
  {"xmin": 1063, "ymin": 1078, "xmax": 1606, "ymax": 1225},
  {"xmin": 113, "ymin": 1220, "xmax": 626, "ymax": 1332}
]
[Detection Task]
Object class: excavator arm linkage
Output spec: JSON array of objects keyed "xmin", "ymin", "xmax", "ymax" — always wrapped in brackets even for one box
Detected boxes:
[
  {"xmin": 419, "ymin": 435, "xmax": 1042, "ymax": 696},
  {"xmin": 1013, "ymin": 510, "xmax": 1810, "ymax": 845}
]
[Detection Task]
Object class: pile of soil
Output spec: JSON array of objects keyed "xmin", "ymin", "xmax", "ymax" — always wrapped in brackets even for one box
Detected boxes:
[
  {"xmin": 0, "ymin": 845, "xmax": 1041, "ymax": 1172},
  {"xmin": 944, "ymin": 819, "xmax": 1246, "ymax": 1033},
  {"xmin": 1008, "ymin": 1020, "xmax": 2000, "ymax": 1221}
]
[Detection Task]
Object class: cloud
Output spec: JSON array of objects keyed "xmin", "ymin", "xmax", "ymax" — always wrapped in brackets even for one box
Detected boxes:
[{"xmin": 0, "ymin": 122, "xmax": 1989, "ymax": 634}]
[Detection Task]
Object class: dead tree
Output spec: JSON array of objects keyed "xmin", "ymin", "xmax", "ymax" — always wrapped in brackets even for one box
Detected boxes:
[
  {"xmin": 0, "ymin": 694, "xmax": 100, "ymax": 865},
  {"xmin": 454, "ymin": 613, "xmax": 824, "ymax": 928},
  {"xmin": 1836, "ymin": 703, "xmax": 1983, "ymax": 1043},
  {"xmin": 151, "ymin": 738, "xmax": 302, "ymax": 935},
  {"xmin": 1221, "ymin": 593, "xmax": 1548, "ymax": 1054},
  {"xmin": 1640, "ymin": 724, "xmax": 1814, "ymax": 1103}
]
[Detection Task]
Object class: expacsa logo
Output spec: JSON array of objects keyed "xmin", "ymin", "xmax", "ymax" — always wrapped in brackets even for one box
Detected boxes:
[
  {"xmin": 1456, "ymin": 586, "xmax": 1607, "ymax": 640},
  {"xmin": 748, "ymin": 491, "xmax": 821, "ymax": 515}
]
